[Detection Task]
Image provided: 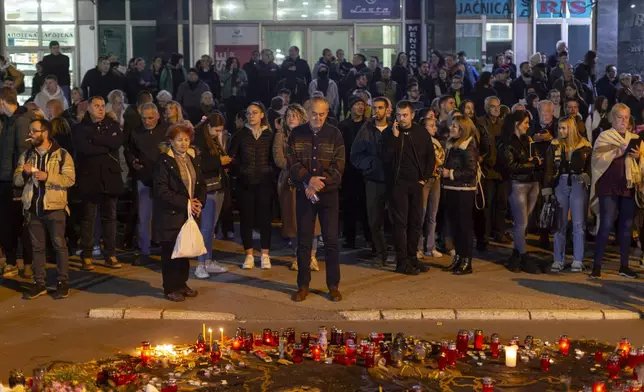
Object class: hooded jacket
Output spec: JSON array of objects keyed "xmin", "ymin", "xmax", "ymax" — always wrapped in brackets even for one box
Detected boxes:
[
  {"xmin": 280, "ymin": 56, "xmax": 312, "ymax": 85},
  {"xmin": 13, "ymin": 140, "xmax": 75, "ymax": 214},
  {"xmin": 34, "ymin": 85, "xmax": 69, "ymax": 112},
  {"xmin": 350, "ymin": 121, "xmax": 388, "ymax": 183}
]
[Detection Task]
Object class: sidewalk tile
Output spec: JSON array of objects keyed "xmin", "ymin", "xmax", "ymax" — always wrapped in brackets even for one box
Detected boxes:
[
  {"xmin": 601, "ymin": 309, "xmax": 642, "ymax": 320},
  {"xmin": 381, "ymin": 309, "xmax": 422, "ymax": 320},
  {"xmin": 339, "ymin": 310, "xmax": 382, "ymax": 321},
  {"xmin": 456, "ymin": 309, "xmax": 530, "ymax": 320},
  {"xmin": 162, "ymin": 309, "xmax": 236, "ymax": 321},
  {"xmin": 123, "ymin": 308, "xmax": 163, "ymax": 319},
  {"xmin": 88, "ymin": 308, "xmax": 125, "ymax": 319},
  {"xmin": 529, "ymin": 310, "xmax": 603, "ymax": 321},
  {"xmin": 421, "ymin": 309, "xmax": 456, "ymax": 320}
]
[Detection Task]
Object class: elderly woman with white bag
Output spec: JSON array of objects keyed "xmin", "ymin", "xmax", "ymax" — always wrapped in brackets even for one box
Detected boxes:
[
  {"xmin": 589, "ymin": 103, "xmax": 643, "ymax": 280},
  {"xmin": 153, "ymin": 122, "xmax": 207, "ymax": 302}
]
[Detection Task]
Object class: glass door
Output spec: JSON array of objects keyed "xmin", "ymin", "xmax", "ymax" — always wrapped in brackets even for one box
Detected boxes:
[
  {"xmin": 456, "ymin": 22, "xmax": 483, "ymax": 71},
  {"xmin": 263, "ymin": 26, "xmax": 353, "ymax": 67},
  {"xmin": 264, "ymin": 27, "xmax": 306, "ymax": 66},
  {"xmin": 308, "ymin": 28, "xmax": 352, "ymax": 67}
]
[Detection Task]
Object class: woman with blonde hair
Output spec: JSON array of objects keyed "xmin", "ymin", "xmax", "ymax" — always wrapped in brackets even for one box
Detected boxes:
[
  {"xmin": 542, "ymin": 116, "xmax": 592, "ymax": 272},
  {"xmin": 440, "ymin": 114, "xmax": 479, "ymax": 275},
  {"xmin": 273, "ymin": 104, "xmax": 321, "ymax": 271},
  {"xmin": 165, "ymin": 100, "xmax": 184, "ymax": 125}
]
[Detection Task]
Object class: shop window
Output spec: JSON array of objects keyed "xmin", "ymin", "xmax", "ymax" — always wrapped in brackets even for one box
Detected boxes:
[
  {"xmin": 9, "ymin": 53, "xmax": 39, "ymax": 73},
  {"xmin": 213, "ymin": 0, "xmax": 274, "ymax": 20},
  {"xmin": 357, "ymin": 48, "xmax": 397, "ymax": 69},
  {"xmin": 133, "ymin": 26, "xmax": 157, "ymax": 66},
  {"xmin": 265, "ymin": 30, "xmax": 305, "ymax": 65},
  {"xmin": 567, "ymin": 25, "xmax": 590, "ymax": 65},
  {"xmin": 5, "ymin": 25, "xmax": 39, "ymax": 47},
  {"xmin": 131, "ymin": 0, "xmax": 158, "ymax": 20},
  {"xmin": 486, "ymin": 23, "xmax": 512, "ymax": 42},
  {"xmin": 41, "ymin": 0, "xmax": 75, "ymax": 21},
  {"xmin": 98, "ymin": 0, "xmax": 126, "ymax": 20},
  {"xmin": 535, "ymin": 0, "xmax": 593, "ymax": 18},
  {"xmin": 42, "ymin": 25, "xmax": 76, "ymax": 47},
  {"xmin": 357, "ymin": 26, "xmax": 400, "ymax": 47},
  {"xmin": 456, "ymin": 24, "xmax": 482, "ymax": 70},
  {"xmin": 536, "ymin": 24, "xmax": 561, "ymax": 60},
  {"xmin": 277, "ymin": 0, "xmax": 338, "ymax": 21},
  {"xmin": 310, "ymin": 30, "xmax": 349, "ymax": 65},
  {"xmin": 4, "ymin": 1, "xmax": 39, "ymax": 21},
  {"xmin": 99, "ymin": 25, "xmax": 127, "ymax": 63}
]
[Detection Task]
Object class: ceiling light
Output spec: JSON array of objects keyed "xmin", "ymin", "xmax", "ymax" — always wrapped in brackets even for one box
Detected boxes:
[
  {"xmin": 325, "ymin": 4, "xmax": 331, "ymax": 8},
  {"xmin": 225, "ymin": 3, "xmax": 236, "ymax": 10},
  {"xmin": 302, "ymin": 1, "xmax": 308, "ymax": 4},
  {"xmin": 631, "ymin": 4, "xmax": 636, "ymax": 8},
  {"xmin": 301, "ymin": 13, "xmax": 308, "ymax": 17}
]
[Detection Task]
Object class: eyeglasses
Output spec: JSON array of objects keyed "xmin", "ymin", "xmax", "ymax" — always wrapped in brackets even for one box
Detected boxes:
[{"xmin": 29, "ymin": 128, "xmax": 44, "ymax": 134}]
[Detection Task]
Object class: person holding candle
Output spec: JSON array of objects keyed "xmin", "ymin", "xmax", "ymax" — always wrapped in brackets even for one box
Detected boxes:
[
  {"xmin": 589, "ymin": 103, "xmax": 642, "ymax": 279},
  {"xmin": 152, "ymin": 122, "xmax": 206, "ymax": 302},
  {"xmin": 542, "ymin": 116, "xmax": 592, "ymax": 272},
  {"xmin": 440, "ymin": 114, "xmax": 479, "ymax": 275},
  {"xmin": 228, "ymin": 102, "xmax": 275, "ymax": 269}
]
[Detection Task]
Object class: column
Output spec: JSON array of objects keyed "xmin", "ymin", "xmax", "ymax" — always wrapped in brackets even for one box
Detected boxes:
[
  {"xmin": 192, "ymin": 0, "xmax": 212, "ymax": 63},
  {"xmin": 156, "ymin": 0, "xmax": 179, "ymax": 59},
  {"xmin": 426, "ymin": 0, "xmax": 456, "ymax": 54},
  {"xmin": 595, "ymin": 0, "xmax": 619, "ymax": 74},
  {"xmin": 77, "ymin": 0, "xmax": 98, "ymax": 82}
]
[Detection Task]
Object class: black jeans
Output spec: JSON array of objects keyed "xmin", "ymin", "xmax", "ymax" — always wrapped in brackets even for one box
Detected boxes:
[
  {"xmin": 238, "ymin": 182, "xmax": 273, "ymax": 250},
  {"xmin": 389, "ymin": 180, "xmax": 423, "ymax": 262},
  {"xmin": 160, "ymin": 240, "xmax": 190, "ymax": 294},
  {"xmin": 365, "ymin": 180, "xmax": 387, "ymax": 259},
  {"xmin": 342, "ymin": 176, "xmax": 371, "ymax": 244},
  {"xmin": 0, "ymin": 182, "xmax": 32, "ymax": 266},
  {"xmin": 81, "ymin": 195, "xmax": 118, "ymax": 258},
  {"xmin": 478, "ymin": 179, "xmax": 509, "ymax": 240},
  {"xmin": 28, "ymin": 210, "xmax": 69, "ymax": 286},
  {"xmin": 296, "ymin": 190, "xmax": 340, "ymax": 290},
  {"xmin": 445, "ymin": 190, "xmax": 475, "ymax": 258}
]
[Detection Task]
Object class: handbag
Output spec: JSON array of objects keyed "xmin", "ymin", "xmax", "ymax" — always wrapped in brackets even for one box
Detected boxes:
[
  {"xmin": 171, "ymin": 200, "xmax": 207, "ymax": 259},
  {"xmin": 538, "ymin": 195, "xmax": 559, "ymax": 232},
  {"xmin": 205, "ymin": 174, "xmax": 222, "ymax": 193}
]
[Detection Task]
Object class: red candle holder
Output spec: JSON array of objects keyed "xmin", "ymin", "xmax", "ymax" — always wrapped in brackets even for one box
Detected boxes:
[
  {"xmin": 558, "ymin": 335, "xmax": 570, "ymax": 356},
  {"xmin": 140, "ymin": 341, "xmax": 152, "ymax": 362},
  {"xmin": 345, "ymin": 331, "xmax": 357, "ymax": 344},
  {"xmin": 490, "ymin": 335, "xmax": 500, "ymax": 358},
  {"xmin": 254, "ymin": 332, "xmax": 263, "ymax": 347},
  {"xmin": 210, "ymin": 346, "xmax": 221, "ymax": 363},
  {"xmin": 447, "ymin": 342, "xmax": 457, "ymax": 366},
  {"xmin": 292, "ymin": 343, "xmax": 304, "ymax": 363},
  {"xmin": 627, "ymin": 380, "xmax": 642, "ymax": 391},
  {"xmin": 595, "ymin": 350, "xmax": 604, "ymax": 362},
  {"xmin": 637, "ymin": 347, "xmax": 644, "ymax": 366},
  {"xmin": 346, "ymin": 343, "xmax": 358, "ymax": 363},
  {"xmin": 272, "ymin": 331, "xmax": 280, "ymax": 347},
  {"xmin": 456, "ymin": 330, "xmax": 469, "ymax": 358},
  {"xmin": 608, "ymin": 354, "xmax": 621, "ymax": 379},
  {"xmin": 482, "ymin": 376, "xmax": 494, "ymax": 392},
  {"xmin": 359, "ymin": 339, "xmax": 370, "ymax": 358},
  {"xmin": 620, "ymin": 338, "xmax": 632, "ymax": 357},
  {"xmin": 363, "ymin": 344, "xmax": 375, "ymax": 368},
  {"xmin": 437, "ymin": 352, "xmax": 448, "ymax": 371},
  {"xmin": 369, "ymin": 332, "xmax": 382, "ymax": 346},
  {"xmin": 440, "ymin": 340, "xmax": 449, "ymax": 355},
  {"xmin": 474, "ymin": 330, "xmax": 483, "ymax": 351},
  {"xmin": 629, "ymin": 351, "xmax": 639, "ymax": 368},
  {"xmin": 300, "ymin": 332, "xmax": 310, "ymax": 350},
  {"xmin": 287, "ymin": 328, "xmax": 296, "ymax": 344},
  {"xmin": 263, "ymin": 329, "xmax": 272, "ymax": 346},
  {"xmin": 244, "ymin": 333, "xmax": 254, "ymax": 351},
  {"xmin": 312, "ymin": 345, "xmax": 322, "ymax": 362},
  {"xmin": 231, "ymin": 338, "xmax": 242, "ymax": 351},
  {"xmin": 196, "ymin": 341, "xmax": 207, "ymax": 355},
  {"xmin": 592, "ymin": 380, "xmax": 606, "ymax": 392},
  {"xmin": 540, "ymin": 353, "xmax": 550, "ymax": 372}
]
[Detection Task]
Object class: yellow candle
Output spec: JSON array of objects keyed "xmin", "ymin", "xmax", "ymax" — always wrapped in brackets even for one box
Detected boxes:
[
  {"xmin": 220, "ymin": 327, "xmax": 224, "ymax": 344},
  {"xmin": 202, "ymin": 323, "xmax": 206, "ymax": 340},
  {"xmin": 505, "ymin": 345, "xmax": 518, "ymax": 367},
  {"xmin": 208, "ymin": 328, "xmax": 213, "ymax": 347}
]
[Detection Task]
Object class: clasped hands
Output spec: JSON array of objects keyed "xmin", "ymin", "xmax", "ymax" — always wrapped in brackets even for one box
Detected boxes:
[{"xmin": 305, "ymin": 176, "xmax": 325, "ymax": 199}]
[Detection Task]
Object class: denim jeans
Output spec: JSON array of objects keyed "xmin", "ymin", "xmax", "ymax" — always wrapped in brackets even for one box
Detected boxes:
[
  {"xmin": 593, "ymin": 195, "xmax": 635, "ymax": 268},
  {"xmin": 28, "ymin": 210, "xmax": 69, "ymax": 286},
  {"xmin": 509, "ymin": 181, "xmax": 540, "ymax": 254},
  {"xmin": 419, "ymin": 177, "xmax": 440, "ymax": 252},
  {"xmin": 137, "ymin": 181, "xmax": 154, "ymax": 255},
  {"xmin": 81, "ymin": 195, "xmax": 117, "ymax": 258},
  {"xmin": 553, "ymin": 175, "xmax": 588, "ymax": 263},
  {"xmin": 198, "ymin": 191, "xmax": 225, "ymax": 263}
]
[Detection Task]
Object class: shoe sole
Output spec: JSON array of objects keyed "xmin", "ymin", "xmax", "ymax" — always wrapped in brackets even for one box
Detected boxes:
[
  {"xmin": 618, "ymin": 272, "xmax": 637, "ymax": 279},
  {"xmin": 105, "ymin": 264, "xmax": 122, "ymax": 269},
  {"xmin": 24, "ymin": 290, "xmax": 47, "ymax": 300},
  {"xmin": 55, "ymin": 292, "xmax": 69, "ymax": 299},
  {"xmin": 81, "ymin": 266, "xmax": 95, "ymax": 271},
  {"xmin": 589, "ymin": 274, "xmax": 601, "ymax": 279}
]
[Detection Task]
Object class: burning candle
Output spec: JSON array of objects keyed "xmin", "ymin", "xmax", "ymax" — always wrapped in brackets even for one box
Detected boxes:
[
  {"xmin": 474, "ymin": 330, "xmax": 484, "ymax": 351},
  {"xmin": 231, "ymin": 338, "xmax": 242, "ymax": 351},
  {"xmin": 607, "ymin": 354, "xmax": 621, "ymax": 379},
  {"xmin": 621, "ymin": 338, "xmax": 632, "ymax": 357},
  {"xmin": 141, "ymin": 341, "xmax": 152, "ymax": 362},
  {"xmin": 202, "ymin": 323, "xmax": 206, "ymax": 341},
  {"xmin": 456, "ymin": 330, "xmax": 469, "ymax": 358},
  {"xmin": 437, "ymin": 352, "xmax": 448, "ymax": 371},
  {"xmin": 292, "ymin": 343, "xmax": 304, "ymax": 363},
  {"xmin": 219, "ymin": 328, "xmax": 224, "ymax": 344},
  {"xmin": 481, "ymin": 376, "xmax": 494, "ymax": 392},
  {"xmin": 440, "ymin": 340, "xmax": 449, "ymax": 355},
  {"xmin": 208, "ymin": 328, "xmax": 213, "ymax": 348},
  {"xmin": 559, "ymin": 335, "xmax": 570, "ymax": 356},
  {"xmin": 504, "ymin": 345, "xmax": 518, "ymax": 368},
  {"xmin": 628, "ymin": 380, "xmax": 642, "ymax": 392},
  {"xmin": 447, "ymin": 342, "xmax": 457, "ymax": 366},
  {"xmin": 300, "ymin": 332, "xmax": 310, "ymax": 350},
  {"xmin": 592, "ymin": 381, "xmax": 606, "ymax": 392},
  {"xmin": 490, "ymin": 334, "xmax": 500, "ymax": 358},
  {"xmin": 263, "ymin": 329, "xmax": 272, "ymax": 346},
  {"xmin": 210, "ymin": 343, "xmax": 221, "ymax": 363},
  {"xmin": 540, "ymin": 353, "xmax": 550, "ymax": 372},
  {"xmin": 312, "ymin": 345, "xmax": 322, "ymax": 362}
]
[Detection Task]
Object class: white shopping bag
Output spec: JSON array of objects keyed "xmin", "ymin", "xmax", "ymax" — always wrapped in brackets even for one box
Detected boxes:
[{"xmin": 171, "ymin": 200, "xmax": 206, "ymax": 259}]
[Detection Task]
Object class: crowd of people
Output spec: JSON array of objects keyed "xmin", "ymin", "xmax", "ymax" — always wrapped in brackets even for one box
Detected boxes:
[{"xmin": 0, "ymin": 39, "xmax": 643, "ymax": 303}]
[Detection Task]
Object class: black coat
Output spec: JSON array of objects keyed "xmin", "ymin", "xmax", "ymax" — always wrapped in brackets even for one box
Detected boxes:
[
  {"xmin": 379, "ymin": 123, "xmax": 435, "ymax": 186},
  {"xmin": 595, "ymin": 75, "xmax": 618, "ymax": 108},
  {"xmin": 194, "ymin": 127, "xmax": 229, "ymax": 192},
  {"xmin": 543, "ymin": 142, "xmax": 591, "ymax": 191},
  {"xmin": 502, "ymin": 133, "xmax": 542, "ymax": 183},
  {"xmin": 256, "ymin": 61, "xmax": 280, "ymax": 107},
  {"xmin": 198, "ymin": 67, "xmax": 222, "ymax": 100},
  {"xmin": 81, "ymin": 68, "xmax": 125, "ymax": 101},
  {"xmin": 72, "ymin": 114, "xmax": 124, "ymax": 197},
  {"xmin": 124, "ymin": 120, "xmax": 168, "ymax": 186},
  {"xmin": 493, "ymin": 81, "xmax": 516, "ymax": 107},
  {"xmin": 442, "ymin": 137, "xmax": 479, "ymax": 189},
  {"xmin": 280, "ymin": 57, "xmax": 312, "ymax": 85},
  {"xmin": 152, "ymin": 148, "xmax": 206, "ymax": 243},
  {"xmin": 228, "ymin": 126, "xmax": 275, "ymax": 186},
  {"xmin": 42, "ymin": 53, "xmax": 71, "ymax": 86},
  {"xmin": 469, "ymin": 86, "xmax": 498, "ymax": 117}
]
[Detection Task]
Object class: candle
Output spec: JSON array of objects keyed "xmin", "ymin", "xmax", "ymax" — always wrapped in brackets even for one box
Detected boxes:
[
  {"xmin": 364, "ymin": 344, "xmax": 375, "ymax": 368},
  {"xmin": 254, "ymin": 332, "xmax": 262, "ymax": 347},
  {"xmin": 447, "ymin": 342, "xmax": 457, "ymax": 366},
  {"xmin": 272, "ymin": 330, "xmax": 280, "ymax": 347},
  {"xmin": 231, "ymin": 338, "xmax": 242, "ymax": 351},
  {"xmin": 630, "ymin": 351, "xmax": 640, "ymax": 368},
  {"xmin": 208, "ymin": 328, "xmax": 213, "ymax": 347},
  {"xmin": 456, "ymin": 329, "xmax": 469, "ymax": 358},
  {"xmin": 474, "ymin": 330, "xmax": 484, "ymax": 351},
  {"xmin": 292, "ymin": 343, "xmax": 304, "ymax": 363},
  {"xmin": 437, "ymin": 352, "xmax": 448, "ymax": 370},
  {"xmin": 524, "ymin": 335, "xmax": 534, "ymax": 349},
  {"xmin": 559, "ymin": 335, "xmax": 570, "ymax": 356},
  {"xmin": 594, "ymin": 350, "xmax": 603, "ymax": 362},
  {"xmin": 202, "ymin": 324, "xmax": 206, "ymax": 341},
  {"xmin": 141, "ymin": 341, "xmax": 152, "ymax": 362},
  {"xmin": 312, "ymin": 345, "xmax": 322, "ymax": 362},
  {"xmin": 210, "ymin": 343, "xmax": 221, "ymax": 363},
  {"xmin": 607, "ymin": 354, "xmax": 621, "ymax": 379},
  {"xmin": 440, "ymin": 340, "xmax": 449, "ymax": 355},
  {"xmin": 620, "ymin": 338, "xmax": 632, "ymax": 357},
  {"xmin": 482, "ymin": 377, "xmax": 494, "ymax": 392},
  {"xmin": 628, "ymin": 380, "xmax": 642, "ymax": 392},
  {"xmin": 219, "ymin": 328, "xmax": 224, "ymax": 344},
  {"xmin": 490, "ymin": 334, "xmax": 500, "ymax": 358},
  {"xmin": 592, "ymin": 381, "xmax": 606, "ymax": 392},
  {"xmin": 504, "ymin": 345, "xmax": 518, "ymax": 368},
  {"xmin": 263, "ymin": 329, "xmax": 272, "ymax": 346},
  {"xmin": 245, "ymin": 333, "xmax": 254, "ymax": 351},
  {"xmin": 300, "ymin": 332, "xmax": 310, "ymax": 350},
  {"xmin": 540, "ymin": 353, "xmax": 550, "ymax": 372}
]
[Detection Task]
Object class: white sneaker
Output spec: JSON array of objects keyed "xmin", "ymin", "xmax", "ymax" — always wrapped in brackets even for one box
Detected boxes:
[
  {"xmin": 290, "ymin": 261, "xmax": 298, "ymax": 271},
  {"xmin": 242, "ymin": 255, "xmax": 255, "ymax": 269},
  {"xmin": 416, "ymin": 250, "xmax": 425, "ymax": 260},
  {"xmin": 194, "ymin": 264, "xmax": 210, "ymax": 279},
  {"xmin": 551, "ymin": 261, "xmax": 565, "ymax": 272},
  {"xmin": 310, "ymin": 256, "xmax": 320, "ymax": 271},
  {"xmin": 205, "ymin": 260, "xmax": 228, "ymax": 273},
  {"xmin": 570, "ymin": 261, "xmax": 585, "ymax": 272},
  {"xmin": 425, "ymin": 249, "xmax": 443, "ymax": 258},
  {"xmin": 92, "ymin": 245, "xmax": 102, "ymax": 257},
  {"xmin": 260, "ymin": 254, "xmax": 271, "ymax": 269}
]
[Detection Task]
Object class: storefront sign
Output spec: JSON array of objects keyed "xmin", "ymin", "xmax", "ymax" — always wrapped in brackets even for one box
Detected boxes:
[
  {"xmin": 618, "ymin": 0, "xmax": 644, "ymax": 76},
  {"xmin": 456, "ymin": 0, "xmax": 512, "ymax": 18},
  {"xmin": 214, "ymin": 26, "xmax": 259, "ymax": 46},
  {"xmin": 405, "ymin": 24, "xmax": 421, "ymax": 68},
  {"xmin": 517, "ymin": 0, "xmax": 594, "ymax": 19},
  {"xmin": 341, "ymin": 0, "xmax": 401, "ymax": 20},
  {"xmin": 213, "ymin": 45, "xmax": 259, "ymax": 72}
]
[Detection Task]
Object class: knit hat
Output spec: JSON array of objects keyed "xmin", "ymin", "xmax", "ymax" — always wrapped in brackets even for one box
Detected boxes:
[
  {"xmin": 529, "ymin": 53, "xmax": 542, "ymax": 68},
  {"xmin": 348, "ymin": 95, "xmax": 366, "ymax": 109}
]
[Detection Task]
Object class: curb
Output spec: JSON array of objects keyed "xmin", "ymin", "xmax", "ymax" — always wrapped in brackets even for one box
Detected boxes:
[
  {"xmin": 337, "ymin": 309, "xmax": 642, "ymax": 321},
  {"xmin": 88, "ymin": 308, "xmax": 236, "ymax": 321}
]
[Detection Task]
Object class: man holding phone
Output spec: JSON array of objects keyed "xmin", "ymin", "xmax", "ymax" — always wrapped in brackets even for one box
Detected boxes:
[{"xmin": 125, "ymin": 103, "xmax": 168, "ymax": 265}]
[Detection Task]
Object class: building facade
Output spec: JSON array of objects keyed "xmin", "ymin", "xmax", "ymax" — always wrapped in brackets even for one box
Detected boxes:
[{"xmin": 1, "ymin": 0, "xmax": 599, "ymax": 103}]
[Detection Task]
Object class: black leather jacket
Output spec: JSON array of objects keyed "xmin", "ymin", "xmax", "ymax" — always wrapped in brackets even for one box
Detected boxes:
[
  {"xmin": 542, "ymin": 141, "xmax": 592, "ymax": 192},
  {"xmin": 503, "ymin": 133, "xmax": 543, "ymax": 183},
  {"xmin": 442, "ymin": 136, "xmax": 479, "ymax": 190}
]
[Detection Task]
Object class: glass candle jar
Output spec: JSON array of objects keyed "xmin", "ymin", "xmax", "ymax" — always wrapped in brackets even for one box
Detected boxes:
[
  {"xmin": 440, "ymin": 340, "xmax": 449, "ymax": 355},
  {"xmin": 210, "ymin": 345, "xmax": 221, "ymax": 363},
  {"xmin": 594, "ymin": 350, "xmax": 603, "ymax": 362},
  {"xmin": 447, "ymin": 342, "xmax": 458, "ymax": 366},
  {"xmin": 254, "ymin": 332, "xmax": 263, "ymax": 347},
  {"xmin": 482, "ymin": 376, "xmax": 494, "ymax": 392},
  {"xmin": 608, "ymin": 354, "xmax": 621, "ymax": 379},
  {"xmin": 524, "ymin": 335, "xmax": 534, "ymax": 350},
  {"xmin": 370, "ymin": 332, "xmax": 382, "ymax": 346},
  {"xmin": 292, "ymin": 343, "xmax": 304, "ymax": 363},
  {"xmin": 540, "ymin": 353, "xmax": 550, "ymax": 372},
  {"xmin": 628, "ymin": 380, "xmax": 643, "ymax": 392},
  {"xmin": 312, "ymin": 345, "xmax": 322, "ymax": 362},
  {"xmin": 231, "ymin": 337, "xmax": 242, "ymax": 351},
  {"xmin": 474, "ymin": 330, "xmax": 484, "ymax": 351},
  {"xmin": 263, "ymin": 329, "xmax": 272, "ymax": 346},
  {"xmin": 330, "ymin": 327, "xmax": 338, "ymax": 345},
  {"xmin": 334, "ymin": 329, "xmax": 344, "ymax": 346},
  {"xmin": 364, "ymin": 344, "xmax": 376, "ymax": 368},
  {"xmin": 272, "ymin": 330, "xmax": 281, "ymax": 347},
  {"xmin": 345, "ymin": 331, "xmax": 357, "ymax": 344},
  {"xmin": 141, "ymin": 341, "xmax": 152, "ymax": 362},
  {"xmin": 592, "ymin": 381, "xmax": 606, "ymax": 392},
  {"xmin": 437, "ymin": 352, "xmax": 448, "ymax": 370},
  {"xmin": 244, "ymin": 333, "xmax": 254, "ymax": 351},
  {"xmin": 629, "ymin": 351, "xmax": 640, "ymax": 368},
  {"xmin": 559, "ymin": 335, "xmax": 570, "ymax": 356},
  {"xmin": 620, "ymin": 338, "xmax": 632, "ymax": 357},
  {"xmin": 359, "ymin": 339, "xmax": 370, "ymax": 358},
  {"xmin": 490, "ymin": 335, "xmax": 500, "ymax": 358},
  {"xmin": 456, "ymin": 330, "xmax": 469, "ymax": 358},
  {"xmin": 287, "ymin": 328, "xmax": 296, "ymax": 344},
  {"xmin": 300, "ymin": 332, "xmax": 310, "ymax": 350}
]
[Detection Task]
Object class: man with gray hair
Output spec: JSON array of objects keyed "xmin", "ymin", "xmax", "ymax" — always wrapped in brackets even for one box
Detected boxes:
[
  {"xmin": 283, "ymin": 45, "xmax": 312, "ymax": 85},
  {"xmin": 124, "ymin": 102, "xmax": 167, "ymax": 265}
]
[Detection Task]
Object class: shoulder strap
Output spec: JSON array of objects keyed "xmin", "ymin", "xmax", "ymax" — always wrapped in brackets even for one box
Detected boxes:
[{"xmin": 58, "ymin": 149, "xmax": 67, "ymax": 174}]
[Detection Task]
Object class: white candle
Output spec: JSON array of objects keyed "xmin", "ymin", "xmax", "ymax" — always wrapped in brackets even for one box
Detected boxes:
[
  {"xmin": 505, "ymin": 345, "xmax": 518, "ymax": 367},
  {"xmin": 220, "ymin": 327, "xmax": 224, "ymax": 344}
]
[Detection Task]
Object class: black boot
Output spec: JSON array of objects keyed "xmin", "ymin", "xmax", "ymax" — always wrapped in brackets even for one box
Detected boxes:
[
  {"xmin": 520, "ymin": 252, "xmax": 541, "ymax": 274},
  {"xmin": 395, "ymin": 259, "xmax": 420, "ymax": 275},
  {"xmin": 409, "ymin": 257, "xmax": 429, "ymax": 273},
  {"xmin": 507, "ymin": 250, "xmax": 521, "ymax": 273},
  {"xmin": 453, "ymin": 256, "xmax": 472, "ymax": 275},
  {"xmin": 442, "ymin": 254, "xmax": 461, "ymax": 272}
]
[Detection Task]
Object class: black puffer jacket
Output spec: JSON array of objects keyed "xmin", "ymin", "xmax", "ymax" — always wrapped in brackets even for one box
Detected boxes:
[
  {"xmin": 194, "ymin": 126, "xmax": 229, "ymax": 192},
  {"xmin": 542, "ymin": 141, "xmax": 592, "ymax": 194},
  {"xmin": 228, "ymin": 125, "xmax": 274, "ymax": 186},
  {"xmin": 442, "ymin": 136, "xmax": 479, "ymax": 190},
  {"xmin": 152, "ymin": 147, "xmax": 206, "ymax": 243},
  {"xmin": 503, "ymin": 133, "xmax": 543, "ymax": 183}
]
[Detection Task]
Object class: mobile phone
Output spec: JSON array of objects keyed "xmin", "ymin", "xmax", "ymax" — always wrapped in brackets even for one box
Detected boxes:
[
  {"xmin": 529, "ymin": 141, "xmax": 534, "ymax": 157},
  {"xmin": 627, "ymin": 138, "xmax": 640, "ymax": 153}
]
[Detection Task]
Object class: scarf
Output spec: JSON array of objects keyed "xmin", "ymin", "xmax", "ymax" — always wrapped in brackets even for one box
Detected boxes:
[
  {"xmin": 173, "ymin": 149, "xmax": 196, "ymax": 198},
  {"xmin": 590, "ymin": 129, "xmax": 644, "ymax": 233}
]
